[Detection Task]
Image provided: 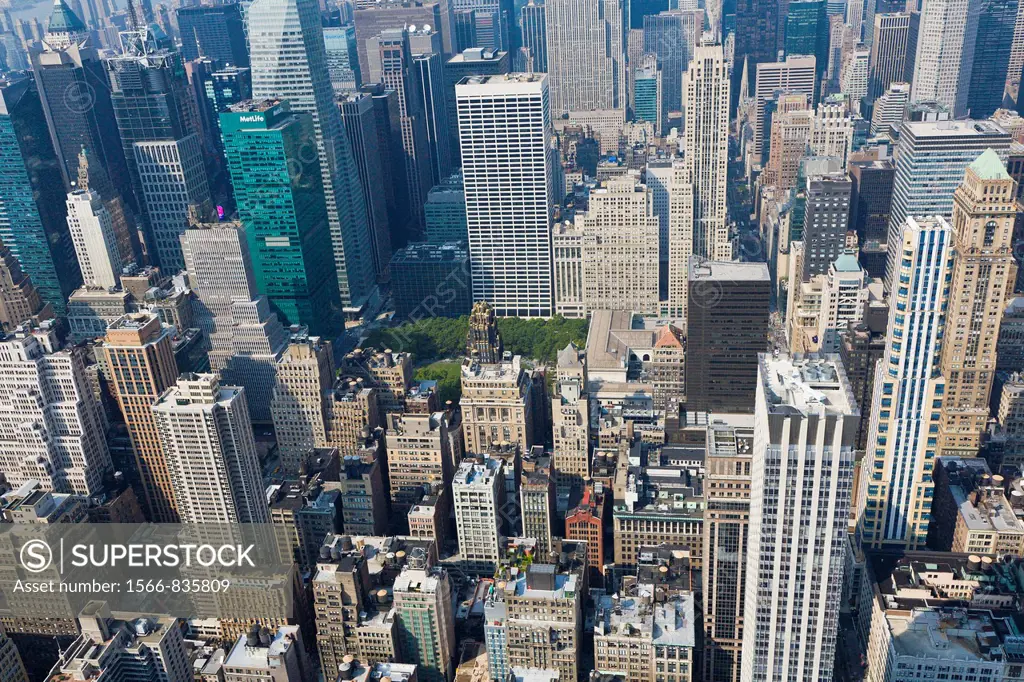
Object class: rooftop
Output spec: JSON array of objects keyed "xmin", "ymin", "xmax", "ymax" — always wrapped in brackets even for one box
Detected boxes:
[
  {"xmin": 759, "ymin": 354, "xmax": 856, "ymax": 415},
  {"xmin": 688, "ymin": 257, "xmax": 770, "ymax": 282},
  {"xmin": 969, "ymin": 148, "xmax": 1012, "ymax": 181},
  {"xmin": 888, "ymin": 608, "xmax": 1022, "ymax": 664}
]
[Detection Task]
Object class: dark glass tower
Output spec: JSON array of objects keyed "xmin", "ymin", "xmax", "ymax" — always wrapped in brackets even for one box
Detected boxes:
[
  {"xmin": 964, "ymin": 0, "xmax": 1018, "ymax": 119},
  {"xmin": 732, "ymin": 0, "xmax": 778, "ymax": 111},
  {"xmin": 176, "ymin": 3, "xmax": 249, "ymax": 66},
  {"xmin": 784, "ymin": 0, "xmax": 829, "ymax": 92}
]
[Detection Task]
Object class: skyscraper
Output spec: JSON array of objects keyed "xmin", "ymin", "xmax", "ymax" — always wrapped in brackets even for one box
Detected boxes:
[
  {"xmin": 869, "ymin": 81, "xmax": 909, "ymax": 134},
  {"xmin": 106, "ymin": 26, "xmax": 211, "ymax": 272},
  {"xmin": 443, "ymin": 47, "xmax": 510, "ymax": 161},
  {"xmin": 410, "ymin": 28, "xmax": 452, "ymax": 187},
  {"xmin": 684, "ymin": 45, "xmax": 731, "ymax": 261},
  {"xmin": 220, "ymin": 101, "xmax": 343, "ymax": 337},
  {"xmin": 339, "ymin": 91, "xmax": 392, "ymax": 281},
  {"xmin": 884, "ymin": 119, "xmax": 1010, "ymax": 289},
  {"xmin": 457, "ymin": 74, "xmax": 553, "ymax": 317},
  {"xmin": 0, "ymin": 324, "xmax": 111, "ymax": 496},
  {"xmin": 545, "ymin": 0, "xmax": 626, "ymax": 117},
  {"xmin": 963, "ymin": 0, "xmax": 1019, "ymax": 118},
  {"xmin": 0, "ymin": 77, "xmax": 73, "ymax": 314},
  {"xmin": 799, "ymin": 164, "xmax": 852, "ymax": 280},
  {"xmin": 323, "ymin": 25, "xmax": 360, "ymax": 93},
  {"xmin": 153, "ymin": 373, "xmax": 270, "ymax": 524},
  {"xmin": 867, "ymin": 13, "xmax": 909, "ymax": 101},
  {"xmin": 367, "ymin": 29, "xmax": 434, "ymax": 231},
  {"xmin": 938, "ymin": 151, "xmax": 1017, "ymax": 455},
  {"xmin": 732, "ymin": 0, "xmax": 779, "ymax": 110},
  {"xmin": 784, "ymin": 0, "xmax": 829, "ymax": 90},
  {"xmin": 643, "ymin": 9, "xmax": 702, "ymax": 130},
  {"xmin": 271, "ymin": 337, "xmax": 334, "ymax": 474},
  {"xmin": 703, "ymin": 414, "xmax": 754, "ymax": 682},
  {"xmin": 551, "ymin": 342, "xmax": 589, "ymax": 495},
  {"xmin": 741, "ymin": 354, "xmax": 858, "ymax": 682},
  {"xmin": 66, "ymin": 189, "xmax": 123, "ymax": 289},
  {"xmin": 860, "ymin": 216, "xmax": 953, "ymax": 550},
  {"xmin": 176, "ymin": 3, "xmax": 249, "ymax": 66},
  {"xmin": 685, "ymin": 259, "xmax": 771, "ymax": 413},
  {"xmin": 31, "ymin": 0, "xmax": 130, "ymax": 201},
  {"xmin": 393, "ymin": 564, "xmax": 455, "ymax": 682},
  {"xmin": 452, "ymin": 457, "xmax": 505, "ymax": 574},
  {"xmin": 248, "ymin": 0, "xmax": 376, "ymax": 311},
  {"xmin": 103, "ymin": 313, "xmax": 180, "ymax": 522},
  {"xmin": 909, "ymin": 0, "xmax": 983, "ymax": 116},
  {"xmin": 752, "ymin": 55, "xmax": 817, "ymax": 161},
  {"xmin": 0, "ymin": 241, "xmax": 51, "ymax": 332},
  {"xmin": 520, "ymin": 1, "xmax": 546, "ymax": 72}
]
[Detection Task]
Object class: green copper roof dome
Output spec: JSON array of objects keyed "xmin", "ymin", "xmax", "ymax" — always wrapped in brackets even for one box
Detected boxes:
[
  {"xmin": 47, "ymin": 0, "xmax": 86, "ymax": 34},
  {"xmin": 968, "ymin": 148, "xmax": 1011, "ymax": 181}
]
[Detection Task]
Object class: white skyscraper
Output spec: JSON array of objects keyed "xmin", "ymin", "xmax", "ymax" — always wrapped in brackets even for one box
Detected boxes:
[
  {"xmin": 839, "ymin": 45, "xmax": 870, "ymax": 113},
  {"xmin": 452, "ymin": 457, "xmax": 505, "ymax": 574},
  {"xmin": 457, "ymin": 73, "xmax": 554, "ymax": 317},
  {"xmin": 0, "ymin": 324, "xmax": 112, "ymax": 496},
  {"xmin": 684, "ymin": 45, "xmax": 731, "ymax": 261},
  {"xmin": 860, "ymin": 216, "xmax": 952, "ymax": 549},
  {"xmin": 869, "ymin": 81, "xmax": 909, "ymax": 135},
  {"xmin": 545, "ymin": 0, "xmax": 625, "ymax": 117},
  {"xmin": 66, "ymin": 188, "xmax": 123, "ymax": 289},
  {"xmin": 909, "ymin": 0, "xmax": 983, "ymax": 116},
  {"xmin": 153, "ymin": 373, "xmax": 270, "ymax": 524},
  {"xmin": 741, "ymin": 354, "xmax": 859, "ymax": 682},
  {"xmin": 247, "ymin": 0, "xmax": 376, "ymax": 309}
]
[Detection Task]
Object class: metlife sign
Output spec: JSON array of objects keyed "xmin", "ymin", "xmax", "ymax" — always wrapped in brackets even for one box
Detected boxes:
[{"xmin": 0, "ymin": 524, "xmax": 295, "ymax": 620}]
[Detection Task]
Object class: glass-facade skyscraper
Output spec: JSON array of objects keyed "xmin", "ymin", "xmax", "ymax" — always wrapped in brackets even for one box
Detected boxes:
[
  {"xmin": 784, "ymin": 0, "xmax": 829, "ymax": 89},
  {"xmin": 220, "ymin": 101, "xmax": 343, "ymax": 337}
]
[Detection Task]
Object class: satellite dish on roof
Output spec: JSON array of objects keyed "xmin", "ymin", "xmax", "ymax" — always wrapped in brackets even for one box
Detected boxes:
[
  {"xmin": 423, "ymin": 23, "xmax": 431, "ymax": 31},
  {"xmin": 408, "ymin": 24, "xmax": 417, "ymax": 32}
]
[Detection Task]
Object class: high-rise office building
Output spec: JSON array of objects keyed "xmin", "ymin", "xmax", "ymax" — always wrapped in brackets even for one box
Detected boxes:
[
  {"xmin": 66, "ymin": 189, "xmax": 123, "ymax": 289},
  {"xmin": 452, "ymin": 457, "xmax": 505, "ymax": 574},
  {"xmin": 863, "ymin": 0, "xmax": 906, "ymax": 46},
  {"xmin": 732, "ymin": 0, "xmax": 779, "ymax": 110},
  {"xmin": 339, "ymin": 91, "xmax": 392, "ymax": 281},
  {"xmin": 0, "ymin": 325, "xmax": 111, "ymax": 496},
  {"xmin": 220, "ymin": 101, "xmax": 343, "ymax": 337},
  {"xmin": 410, "ymin": 28, "xmax": 452, "ymax": 187},
  {"xmin": 103, "ymin": 313, "xmax": 180, "ymax": 522},
  {"xmin": 633, "ymin": 60, "xmax": 661, "ymax": 131},
  {"xmin": 520, "ymin": 1, "xmax": 546, "ymax": 72},
  {"xmin": 390, "ymin": 242, "xmax": 472, "ymax": 321},
  {"xmin": 809, "ymin": 100, "xmax": 854, "ymax": 165},
  {"xmin": 963, "ymin": 0, "xmax": 1019, "ymax": 118},
  {"xmin": 569, "ymin": 176, "xmax": 661, "ymax": 315},
  {"xmin": 861, "ymin": 216, "xmax": 953, "ymax": 549},
  {"xmin": 551, "ymin": 343, "xmax": 589, "ymax": 495},
  {"xmin": 31, "ymin": 0, "xmax": 130, "ymax": 202},
  {"xmin": 643, "ymin": 9, "xmax": 702, "ymax": 129},
  {"xmin": 270, "ymin": 337, "xmax": 333, "ymax": 475},
  {"xmin": 784, "ymin": 0, "xmax": 829, "ymax": 88},
  {"xmin": 0, "ymin": 242, "xmax": 50, "ymax": 332},
  {"xmin": 545, "ymin": 0, "xmax": 626, "ymax": 117},
  {"xmin": 884, "ymin": 119, "xmax": 1010, "ymax": 289},
  {"xmin": 176, "ymin": 3, "xmax": 248, "ymax": 66},
  {"xmin": 751, "ymin": 55, "xmax": 817, "ymax": 160},
  {"xmin": 0, "ymin": 77, "xmax": 73, "ymax": 314},
  {"xmin": 839, "ymin": 316, "xmax": 888, "ymax": 452},
  {"xmin": 684, "ymin": 45, "xmax": 731, "ymax": 261},
  {"xmin": 324, "ymin": 26, "xmax": 360, "ymax": 93},
  {"xmin": 248, "ymin": 0, "xmax": 376, "ymax": 311},
  {"xmin": 909, "ymin": 0, "xmax": 983, "ymax": 116},
  {"xmin": 799, "ymin": 165, "xmax": 852, "ymax": 280},
  {"xmin": 443, "ymin": 47, "xmax": 509, "ymax": 161},
  {"xmin": 460, "ymin": 354, "xmax": 536, "ymax": 452},
  {"xmin": 367, "ymin": 29, "xmax": 434, "ymax": 231},
  {"xmin": 849, "ymin": 152, "xmax": 894, "ymax": 274},
  {"xmin": 703, "ymin": 414, "xmax": 755, "ymax": 682},
  {"xmin": 867, "ymin": 13, "xmax": 909, "ymax": 101},
  {"xmin": 840, "ymin": 45, "xmax": 870, "ymax": 111},
  {"xmin": 938, "ymin": 150, "xmax": 1017, "ymax": 454},
  {"xmin": 868, "ymin": 81, "xmax": 909, "ymax": 135},
  {"xmin": 153, "ymin": 373, "xmax": 270, "ymax": 524},
  {"xmin": 763, "ymin": 100, "xmax": 814, "ymax": 192},
  {"xmin": 352, "ymin": 0, "xmax": 447, "ymax": 79},
  {"xmin": 106, "ymin": 26, "xmax": 210, "ymax": 272},
  {"xmin": 457, "ymin": 74, "xmax": 553, "ymax": 317},
  {"xmin": 740, "ymin": 354, "xmax": 858, "ymax": 682},
  {"xmin": 385, "ymin": 410, "xmax": 461, "ymax": 514},
  {"xmin": 685, "ymin": 259, "xmax": 771, "ymax": 413},
  {"xmin": 393, "ymin": 565, "xmax": 455, "ymax": 682}
]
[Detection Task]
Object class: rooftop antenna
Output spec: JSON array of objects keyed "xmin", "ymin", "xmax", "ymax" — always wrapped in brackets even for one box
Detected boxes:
[{"xmin": 125, "ymin": 0, "xmax": 139, "ymax": 31}]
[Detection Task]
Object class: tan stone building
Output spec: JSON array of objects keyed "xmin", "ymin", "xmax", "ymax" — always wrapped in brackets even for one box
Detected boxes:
[
  {"xmin": 271, "ymin": 337, "xmax": 334, "ymax": 474},
  {"xmin": 0, "ymin": 241, "xmax": 51, "ymax": 332},
  {"xmin": 939, "ymin": 150, "xmax": 1019, "ymax": 455},
  {"xmin": 103, "ymin": 313, "xmax": 179, "ymax": 522},
  {"xmin": 551, "ymin": 343, "xmax": 589, "ymax": 494},
  {"xmin": 460, "ymin": 355, "xmax": 535, "ymax": 453},
  {"xmin": 951, "ymin": 482, "xmax": 1024, "ymax": 557},
  {"xmin": 593, "ymin": 592, "xmax": 697, "ymax": 682},
  {"xmin": 385, "ymin": 410, "xmax": 461, "ymax": 514},
  {"xmin": 324, "ymin": 382, "xmax": 380, "ymax": 455}
]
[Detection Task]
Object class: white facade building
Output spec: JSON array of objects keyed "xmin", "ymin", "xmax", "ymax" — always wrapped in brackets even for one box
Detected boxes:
[
  {"xmin": 0, "ymin": 325, "xmax": 112, "ymax": 496},
  {"xmin": 457, "ymin": 74, "xmax": 553, "ymax": 317},
  {"xmin": 752, "ymin": 55, "xmax": 817, "ymax": 159},
  {"xmin": 66, "ymin": 189, "xmax": 123, "ymax": 289},
  {"xmin": 153, "ymin": 373, "xmax": 270, "ymax": 524},
  {"xmin": 452, "ymin": 457, "xmax": 505, "ymax": 574},
  {"xmin": 684, "ymin": 45, "xmax": 731, "ymax": 262},
  {"xmin": 741, "ymin": 354, "xmax": 859, "ymax": 682},
  {"xmin": 909, "ymin": 0, "xmax": 983, "ymax": 116},
  {"xmin": 544, "ymin": 0, "xmax": 625, "ymax": 117},
  {"xmin": 860, "ymin": 216, "xmax": 952, "ymax": 549}
]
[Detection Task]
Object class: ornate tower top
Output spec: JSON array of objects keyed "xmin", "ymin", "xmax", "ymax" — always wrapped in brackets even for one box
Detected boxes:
[{"xmin": 466, "ymin": 301, "xmax": 503, "ymax": 364}]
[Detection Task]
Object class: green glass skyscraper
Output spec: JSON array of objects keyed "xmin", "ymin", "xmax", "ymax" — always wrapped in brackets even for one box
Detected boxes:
[
  {"xmin": 221, "ymin": 100, "xmax": 342, "ymax": 337},
  {"xmin": 785, "ymin": 0, "xmax": 829, "ymax": 94}
]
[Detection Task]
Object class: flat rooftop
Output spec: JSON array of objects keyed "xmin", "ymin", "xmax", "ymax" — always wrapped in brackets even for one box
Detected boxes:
[
  {"xmin": 759, "ymin": 354, "xmax": 856, "ymax": 415},
  {"xmin": 688, "ymin": 257, "xmax": 770, "ymax": 282}
]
